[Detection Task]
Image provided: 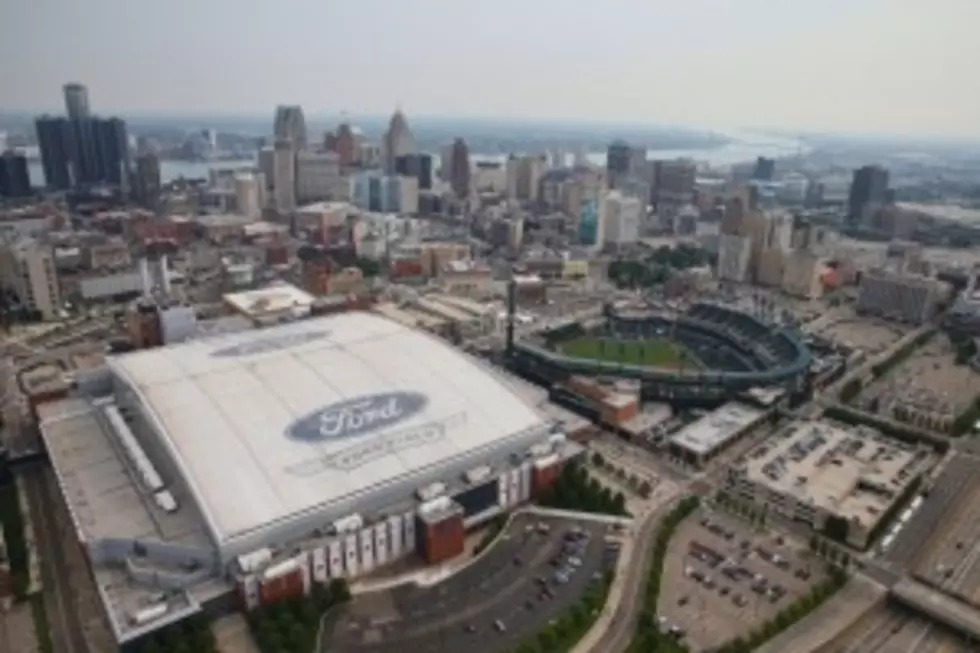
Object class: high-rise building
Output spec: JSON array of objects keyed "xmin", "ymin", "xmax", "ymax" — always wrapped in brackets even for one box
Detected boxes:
[
  {"xmin": 857, "ymin": 269, "xmax": 949, "ymax": 324},
  {"xmin": 0, "ymin": 240, "xmax": 62, "ymax": 320},
  {"xmin": 272, "ymin": 138, "xmax": 297, "ymax": 212},
  {"xmin": 448, "ymin": 138, "xmax": 471, "ymax": 199},
  {"xmin": 63, "ymin": 83, "xmax": 90, "ymax": 120},
  {"xmin": 602, "ymin": 191, "xmax": 641, "ymax": 246},
  {"xmin": 331, "ymin": 123, "xmax": 358, "ymax": 166},
  {"xmin": 234, "ymin": 173, "xmax": 262, "ymax": 219},
  {"xmin": 296, "ymin": 151, "xmax": 342, "ymax": 203},
  {"xmin": 0, "ymin": 150, "xmax": 31, "ymax": 198},
  {"xmin": 505, "ymin": 155, "xmax": 544, "ymax": 202},
  {"xmin": 752, "ymin": 157, "xmax": 775, "ymax": 181},
  {"xmin": 606, "ymin": 140, "xmax": 633, "ymax": 178},
  {"xmin": 382, "ymin": 109, "xmax": 417, "ymax": 173},
  {"xmin": 395, "ymin": 153, "xmax": 433, "ymax": 190},
  {"xmin": 652, "ymin": 159, "xmax": 696, "ymax": 207},
  {"xmin": 781, "ymin": 251, "xmax": 824, "ymax": 299},
  {"xmin": 717, "ymin": 234, "xmax": 752, "ymax": 283},
  {"xmin": 578, "ymin": 193, "xmax": 605, "ymax": 249},
  {"xmin": 132, "ymin": 152, "xmax": 161, "ymax": 208},
  {"xmin": 847, "ymin": 165, "xmax": 889, "ymax": 227},
  {"xmin": 273, "ymin": 105, "xmax": 307, "ymax": 150},
  {"xmin": 351, "ymin": 172, "xmax": 418, "ymax": 214},
  {"xmin": 35, "ymin": 117, "xmax": 73, "ymax": 190}
]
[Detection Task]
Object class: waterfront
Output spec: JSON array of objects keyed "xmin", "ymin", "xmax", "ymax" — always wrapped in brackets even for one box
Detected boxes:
[{"xmin": 25, "ymin": 131, "xmax": 806, "ymax": 187}]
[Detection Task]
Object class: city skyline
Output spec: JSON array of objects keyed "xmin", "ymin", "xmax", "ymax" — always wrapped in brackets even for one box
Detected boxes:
[{"xmin": 2, "ymin": 0, "xmax": 979, "ymax": 139}]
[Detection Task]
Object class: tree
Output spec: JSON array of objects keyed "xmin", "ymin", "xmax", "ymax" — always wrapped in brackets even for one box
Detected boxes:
[
  {"xmin": 329, "ymin": 578, "xmax": 351, "ymax": 603},
  {"xmin": 613, "ymin": 492, "xmax": 627, "ymax": 515},
  {"xmin": 639, "ymin": 481, "xmax": 652, "ymax": 499}
]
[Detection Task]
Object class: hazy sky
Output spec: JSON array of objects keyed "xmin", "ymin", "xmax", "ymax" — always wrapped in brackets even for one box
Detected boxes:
[{"xmin": 3, "ymin": 0, "xmax": 979, "ymax": 137}]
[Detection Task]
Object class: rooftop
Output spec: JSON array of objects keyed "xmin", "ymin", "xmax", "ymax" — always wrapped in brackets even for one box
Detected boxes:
[
  {"xmin": 223, "ymin": 283, "xmax": 315, "ymax": 321},
  {"xmin": 105, "ymin": 312, "xmax": 549, "ymax": 548},
  {"xmin": 741, "ymin": 421, "xmax": 930, "ymax": 528},
  {"xmin": 669, "ymin": 402, "xmax": 765, "ymax": 456}
]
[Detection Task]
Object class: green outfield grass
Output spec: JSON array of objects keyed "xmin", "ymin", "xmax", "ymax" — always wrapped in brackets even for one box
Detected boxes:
[{"xmin": 558, "ymin": 336, "xmax": 700, "ymax": 369}]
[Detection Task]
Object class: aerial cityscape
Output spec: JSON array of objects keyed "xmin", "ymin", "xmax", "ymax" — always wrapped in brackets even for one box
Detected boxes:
[{"xmin": 2, "ymin": 3, "xmax": 980, "ymax": 653}]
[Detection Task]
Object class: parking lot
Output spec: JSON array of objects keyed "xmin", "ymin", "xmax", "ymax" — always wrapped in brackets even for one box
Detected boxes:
[
  {"xmin": 657, "ymin": 509, "xmax": 827, "ymax": 652},
  {"xmin": 321, "ymin": 514, "xmax": 618, "ymax": 653}
]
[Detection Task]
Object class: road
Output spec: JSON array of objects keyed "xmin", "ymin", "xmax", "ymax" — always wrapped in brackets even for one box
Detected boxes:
[
  {"xmin": 581, "ymin": 501, "xmax": 679, "ymax": 653},
  {"xmin": 20, "ymin": 464, "xmax": 89, "ymax": 653}
]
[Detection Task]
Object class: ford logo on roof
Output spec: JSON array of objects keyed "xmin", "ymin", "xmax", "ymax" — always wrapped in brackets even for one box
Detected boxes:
[
  {"xmin": 211, "ymin": 331, "xmax": 328, "ymax": 358},
  {"xmin": 287, "ymin": 392, "xmax": 428, "ymax": 442}
]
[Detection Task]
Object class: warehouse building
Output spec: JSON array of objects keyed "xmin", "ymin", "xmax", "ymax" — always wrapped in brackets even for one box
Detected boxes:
[
  {"xmin": 726, "ymin": 420, "xmax": 930, "ymax": 548},
  {"xmin": 39, "ymin": 312, "xmax": 579, "ymax": 644}
]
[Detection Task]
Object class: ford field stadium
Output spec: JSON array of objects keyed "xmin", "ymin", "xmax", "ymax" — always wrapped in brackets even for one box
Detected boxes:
[
  {"xmin": 39, "ymin": 312, "xmax": 579, "ymax": 643},
  {"xmin": 509, "ymin": 301, "xmax": 811, "ymax": 402}
]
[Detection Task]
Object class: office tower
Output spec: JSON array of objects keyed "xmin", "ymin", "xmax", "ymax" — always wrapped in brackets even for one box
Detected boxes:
[
  {"xmin": 602, "ymin": 191, "xmax": 642, "ymax": 246},
  {"xmin": 717, "ymin": 234, "xmax": 752, "ymax": 283},
  {"xmin": 63, "ymin": 82, "xmax": 90, "ymax": 120},
  {"xmin": 272, "ymin": 138, "xmax": 297, "ymax": 212},
  {"xmin": 133, "ymin": 151, "xmax": 161, "ymax": 208},
  {"xmin": 766, "ymin": 211, "xmax": 794, "ymax": 252},
  {"xmin": 395, "ymin": 153, "xmax": 433, "ymax": 190},
  {"xmin": 781, "ymin": 251, "xmax": 824, "ymax": 299},
  {"xmin": 448, "ymin": 138, "xmax": 471, "ymax": 199},
  {"xmin": 578, "ymin": 193, "xmax": 605, "ymax": 249},
  {"xmin": 652, "ymin": 159, "xmax": 696, "ymax": 207},
  {"xmin": 606, "ymin": 140, "xmax": 633, "ymax": 178},
  {"xmin": 35, "ymin": 117, "xmax": 73, "ymax": 190},
  {"xmin": 296, "ymin": 150, "xmax": 342, "ymax": 203},
  {"xmin": 233, "ymin": 173, "xmax": 262, "ymax": 219},
  {"xmin": 505, "ymin": 155, "xmax": 544, "ymax": 202},
  {"xmin": 756, "ymin": 248, "xmax": 786, "ymax": 287},
  {"xmin": 847, "ymin": 165, "xmax": 889, "ymax": 227},
  {"xmin": 0, "ymin": 240, "xmax": 62, "ymax": 320},
  {"xmin": 857, "ymin": 269, "xmax": 949, "ymax": 324},
  {"xmin": 273, "ymin": 105, "xmax": 307, "ymax": 150},
  {"xmin": 382, "ymin": 109, "xmax": 417, "ymax": 173},
  {"xmin": 92, "ymin": 117, "xmax": 131, "ymax": 186},
  {"xmin": 329, "ymin": 123, "xmax": 358, "ymax": 166},
  {"xmin": 752, "ymin": 157, "xmax": 775, "ymax": 181},
  {"xmin": 386, "ymin": 175, "xmax": 419, "ymax": 214},
  {"xmin": 258, "ymin": 146, "xmax": 276, "ymax": 193},
  {"xmin": 0, "ymin": 150, "xmax": 32, "ymax": 198}
]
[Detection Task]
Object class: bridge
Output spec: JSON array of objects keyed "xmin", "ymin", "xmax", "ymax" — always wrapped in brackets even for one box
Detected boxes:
[{"xmin": 891, "ymin": 577, "xmax": 980, "ymax": 643}]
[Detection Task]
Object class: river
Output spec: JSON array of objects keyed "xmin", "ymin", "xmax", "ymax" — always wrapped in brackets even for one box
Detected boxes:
[{"xmin": 26, "ymin": 131, "xmax": 807, "ymax": 186}]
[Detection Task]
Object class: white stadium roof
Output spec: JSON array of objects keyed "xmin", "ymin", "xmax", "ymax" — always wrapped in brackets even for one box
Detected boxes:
[{"xmin": 108, "ymin": 312, "xmax": 548, "ymax": 548}]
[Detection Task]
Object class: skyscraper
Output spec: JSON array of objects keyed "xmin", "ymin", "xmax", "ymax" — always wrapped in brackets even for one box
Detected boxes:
[
  {"xmin": 273, "ymin": 105, "xmax": 307, "ymax": 150},
  {"xmin": 36, "ymin": 83, "xmax": 131, "ymax": 190},
  {"xmin": 395, "ymin": 153, "xmax": 433, "ymax": 190},
  {"xmin": 606, "ymin": 140, "xmax": 633, "ymax": 178},
  {"xmin": 272, "ymin": 138, "xmax": 297, "ymax": 212},
  {"xmin": 382, "ymin": 109, "xmax": 417, "ymax": 173},
  {"xmin": 133, "ymin": 151, "xmax": 161, "ymax": 209},
  {"xmin": 35, "ymin": 116, "xmax": 73, "ymax": 190},
  {"xmin": 448, "ymin": 138, "xmax": 471, "ymax": 198},
  {"xmin": 752, "ymin": 157, "xmax": 775, "ymax": 181},
  {"xmin": 63, "ymin": 83, "xmax": 90, "ymax": 120},
  {"xmin": 0, "ymin": 150, "xmax": 31, "ymax": 198},
  {"xmin": 847, "ymin": 165, "xmax": 890, "ymax": 227}
]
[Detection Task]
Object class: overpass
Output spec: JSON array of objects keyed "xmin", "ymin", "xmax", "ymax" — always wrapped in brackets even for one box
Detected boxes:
[{"xmin": 891, "ymin": 577, "xmax": 980, "ymax": 643}]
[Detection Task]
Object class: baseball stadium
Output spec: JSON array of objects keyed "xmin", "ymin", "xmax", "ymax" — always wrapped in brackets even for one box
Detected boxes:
[{"xmin": 508, "ymin": 300, "xmax": 812, "ymax": 402}]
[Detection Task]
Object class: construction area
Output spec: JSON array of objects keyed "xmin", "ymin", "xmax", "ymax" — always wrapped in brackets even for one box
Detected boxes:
[{"xmin": 855, "ymin": 334, "xmax": 980, "ymax": 434}]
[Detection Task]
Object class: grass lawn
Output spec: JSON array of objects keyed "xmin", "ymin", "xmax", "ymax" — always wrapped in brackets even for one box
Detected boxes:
[{"xmin": 559, "ymin": 336, "xmax": 699, "ymax": 369}]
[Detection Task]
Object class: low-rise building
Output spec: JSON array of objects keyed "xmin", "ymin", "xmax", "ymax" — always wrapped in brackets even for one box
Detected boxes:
[
  {"xmin": 224, "ymin": 283, "xmax": 316, "ymax": 326},
  {"xmin": 727, "ymin": 420, "xmax": 930, "ymax": 548},
  {"xmin": 667, "ymin": 402, "xmax": 767, "ymax": 467}
]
